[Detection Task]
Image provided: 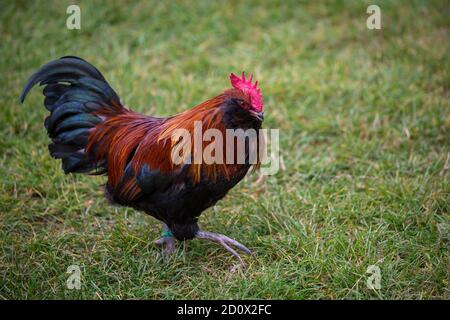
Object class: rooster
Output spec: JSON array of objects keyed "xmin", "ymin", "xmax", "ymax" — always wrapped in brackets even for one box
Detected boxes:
[{"xmin": 20, "ymin": 56, "xmax": 264, "ymax": 268}]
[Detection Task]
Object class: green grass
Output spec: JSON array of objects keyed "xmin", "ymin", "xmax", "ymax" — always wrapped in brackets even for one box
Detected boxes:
[{"xmin": 0, "ymin": 0, "xmax": 449, "ymax": 299}]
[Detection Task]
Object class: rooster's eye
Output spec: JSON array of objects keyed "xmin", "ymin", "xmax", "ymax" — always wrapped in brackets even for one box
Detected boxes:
[{"xmin": 237, "ymin": 99, "xmax": 246, "ymax": 107}]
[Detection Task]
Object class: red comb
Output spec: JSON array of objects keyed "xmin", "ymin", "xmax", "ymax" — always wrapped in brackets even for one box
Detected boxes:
[{"xmin": 229, "ymin": 72, "xmax": 263, "ymax": 112}]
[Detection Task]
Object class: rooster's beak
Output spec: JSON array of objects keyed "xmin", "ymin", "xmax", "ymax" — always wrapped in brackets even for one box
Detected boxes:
[{"xmin": 250, "ymin": 111, "xmax": 264, "ymax": 121}]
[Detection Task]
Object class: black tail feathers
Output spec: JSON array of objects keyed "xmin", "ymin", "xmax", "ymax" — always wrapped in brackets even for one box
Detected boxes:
[{"xmin": 20, "ymin": 56, "xmax": 123, "ymax": 174}]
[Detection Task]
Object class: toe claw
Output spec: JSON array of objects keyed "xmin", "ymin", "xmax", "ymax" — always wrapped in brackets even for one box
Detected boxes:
[{"xmin": 155, "ymin": 237, "xmax": 165, "ymax": 246}]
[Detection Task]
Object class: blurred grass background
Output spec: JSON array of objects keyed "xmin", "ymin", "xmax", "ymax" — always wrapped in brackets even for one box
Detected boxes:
[{"xmin": 0, "ymin": 0, "xmax": 449, "ymax": 299}]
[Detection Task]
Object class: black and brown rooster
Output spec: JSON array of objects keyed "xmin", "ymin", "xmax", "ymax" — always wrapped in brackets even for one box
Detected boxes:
[{"xmin": 21, "ymin": 56, "xmax": 264, "ymax": 267}]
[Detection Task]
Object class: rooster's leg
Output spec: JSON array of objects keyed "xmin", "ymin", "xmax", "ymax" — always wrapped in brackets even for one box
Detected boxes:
[
  {"xmin": 155, "ymin": 224, "xmax": 175, "ymax": 255},
  {"xmin": 196, "ymin": 230, "xmax": 252, "ymax": 269}
]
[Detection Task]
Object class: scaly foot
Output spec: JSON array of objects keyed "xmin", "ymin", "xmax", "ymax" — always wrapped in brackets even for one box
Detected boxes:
[
  {"xmin": 196, "ymin": 230, "xmax": 252, "ymax": 269},
  {"xmin": 155, "ymin": 224, "xmax": 175, "ymax": 255}
]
